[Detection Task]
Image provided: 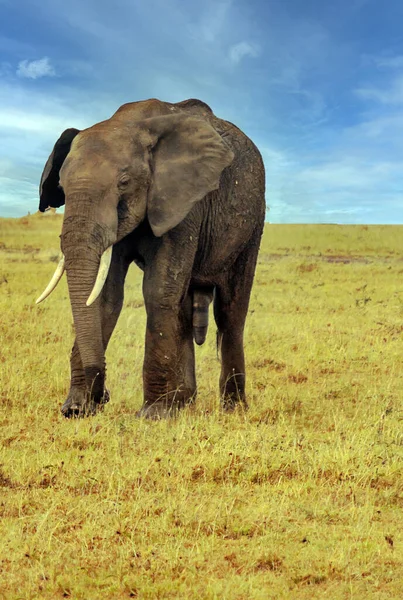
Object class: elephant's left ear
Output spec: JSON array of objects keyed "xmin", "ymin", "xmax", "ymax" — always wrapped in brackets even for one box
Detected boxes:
[
  {"xmin": 39, "ymin": 128, "xmax": 80, "ymax": 212},
  {"xmin": 146, "ymin": 115, "xmax": 234, "ymax": 237}
]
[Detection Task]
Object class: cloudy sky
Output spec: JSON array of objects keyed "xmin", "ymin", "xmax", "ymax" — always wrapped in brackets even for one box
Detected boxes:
[{"xmin": 0, "ymin": 0, "xmax": 402, "ymax": 223}]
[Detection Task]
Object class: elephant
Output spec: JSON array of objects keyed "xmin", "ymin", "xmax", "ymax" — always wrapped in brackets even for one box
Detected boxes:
[{"xmin": 37, "ymin": 98, "xmax": 265, "ymax": 419}]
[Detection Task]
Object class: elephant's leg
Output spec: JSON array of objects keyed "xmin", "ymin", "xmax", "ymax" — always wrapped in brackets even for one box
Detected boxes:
[
  {"xmin": 61, "ymin": 251, "xmax": 130, "ymax": 417},
  {"xmin": 139, "ymin": 292, "xmax": 196, "ymax": 419},
  {"xmin": 60, "ymin": 340, "xmax": 87, "ymax": 417},
  {"xmin": 214, "ymin": 241, "xmax": 260, "ymax": 411},
  {"xmin": 138, "ymin": 235, "xmax": 198, "ymax": 419}
]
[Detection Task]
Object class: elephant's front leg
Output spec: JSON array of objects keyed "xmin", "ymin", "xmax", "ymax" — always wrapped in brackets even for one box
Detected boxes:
[
  {"xmin": 138, "ymin": 232, "xmax": 198, "ymax": 419},
  {"xmin": 61, "ymin": 340, "xmax": 90, "ymax": 417},
  {"xmin": 61, "ymin": 341, "xmax": 111, "ymax": 418},
  {"xmin": 139, "ymin": 293, "xmax": 196, "ymax": 419}
]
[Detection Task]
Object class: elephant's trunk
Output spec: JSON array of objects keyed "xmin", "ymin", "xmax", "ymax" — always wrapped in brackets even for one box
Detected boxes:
[
  {"xmin": 66, "ymin": 251, "xmax": 105, "ymax": 398},
  {"xmin": 61, "ymin": 213, "xmax": 116, "ymax": 401}
]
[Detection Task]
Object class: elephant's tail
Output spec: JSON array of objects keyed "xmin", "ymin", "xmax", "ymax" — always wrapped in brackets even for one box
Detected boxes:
[{"xmin": 192, "ymin": 288, "xmax": 214, "ymax": 346}]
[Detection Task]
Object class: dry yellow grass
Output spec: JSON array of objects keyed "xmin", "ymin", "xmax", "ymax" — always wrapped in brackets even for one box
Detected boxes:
[{"xmin": 1, "ymin": 214, "xmax": 403, "ymax": 599}]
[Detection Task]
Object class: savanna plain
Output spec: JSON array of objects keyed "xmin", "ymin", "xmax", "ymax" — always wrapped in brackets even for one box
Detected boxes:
[{"xmin": 1, "ymin": 215, "xmax": 403, "ymax": 599}]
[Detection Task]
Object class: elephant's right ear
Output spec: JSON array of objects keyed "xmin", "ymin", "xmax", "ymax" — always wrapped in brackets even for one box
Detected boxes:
[{"xmin": 39, "ymin": 128, "xmax": 80, "ymax": 212}]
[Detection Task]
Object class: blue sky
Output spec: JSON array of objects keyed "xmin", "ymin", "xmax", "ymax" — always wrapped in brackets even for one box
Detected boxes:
[{"xmin": 0, "ymin": 0, "xmax": 402, "ymax": 223}]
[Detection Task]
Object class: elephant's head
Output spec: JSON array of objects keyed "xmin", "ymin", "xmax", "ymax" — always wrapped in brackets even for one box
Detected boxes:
[{"xmin": 37, "ymin": 103, "xmax": 234, "ymax": 399}]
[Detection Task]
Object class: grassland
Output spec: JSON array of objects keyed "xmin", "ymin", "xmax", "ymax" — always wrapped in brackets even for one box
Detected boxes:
[{"xmin": 1, "ymin": 214, "xmax": 403, "ymax": 599}]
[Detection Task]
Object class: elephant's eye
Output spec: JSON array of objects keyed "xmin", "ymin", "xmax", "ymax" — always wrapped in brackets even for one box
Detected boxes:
[{"xmin": 118, "ymin": 176, "xmax": 130, "ymax": 188}]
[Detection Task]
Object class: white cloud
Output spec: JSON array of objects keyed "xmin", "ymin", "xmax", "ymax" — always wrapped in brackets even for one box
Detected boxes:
[
  {"xmin": 376, "ymin": 55, "xmax": 403, "ymax": 68},
  {"xmin": 229, "ymin": 41, "xmax": 259, "ymax": 64},
  {"xmin": 363, "ymin": 54, "xmax": 403, "ymax": 69},
  {"xmin": 0, "ymin": 109, "xmax": 75, "ymax": 134},
  {"xmin": 17, "ymin": 57, "xmax": 55, "ymax": 79},
  {"xmin": 295, "ymin": 159, "xmax": 402, "ymax": 190},
  {"xmin": 347, "ymin": 112, "xmax": 403, "ymax": 141},
  {"xmin": 355, "ymin": 75, "xmax": 403, "ymax": 105}
]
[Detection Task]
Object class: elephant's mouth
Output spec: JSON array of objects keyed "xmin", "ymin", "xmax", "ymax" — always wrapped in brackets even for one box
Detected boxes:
[{"xmin": 36, "ymin": 245, "xmax": 114, "ymax": 306}]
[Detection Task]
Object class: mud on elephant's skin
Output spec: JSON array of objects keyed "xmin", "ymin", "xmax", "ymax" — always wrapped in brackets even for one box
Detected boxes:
[{"xmin": 37, "ymin": 98, "xmax": 266, "ymax": 419}]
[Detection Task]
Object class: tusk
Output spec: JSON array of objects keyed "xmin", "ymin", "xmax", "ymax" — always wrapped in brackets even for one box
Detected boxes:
[
  {"xmin": 36, "ymin": 256, "xmax": 65, "ymax": 304},
  {"xmin": 86, "ymin": 246, "xmax": 113, "ymax": 307}
]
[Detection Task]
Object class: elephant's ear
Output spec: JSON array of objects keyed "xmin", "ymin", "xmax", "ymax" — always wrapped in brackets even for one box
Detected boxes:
[
  {"xmin": 39, "ymin": 128, "xmax": 80, "ymax": 212},
  {"xmin": 146, "ymin": 116, "xmax": 234, "ymax": 237}
]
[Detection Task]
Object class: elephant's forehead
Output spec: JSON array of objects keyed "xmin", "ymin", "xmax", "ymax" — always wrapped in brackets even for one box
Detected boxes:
[
  {"xmin": 112, "ymin": 99, "xmax": 175, "ymax": 121},
  {"xmin": 61, "ymin": 132, "xmax": 118, "ymax": 183},
  {"xmin": 69, "ymin": 125, "xmax": 134, "ymax": 158},
  {"xmin": 71, "ymin": 131, "xmax": 109, "ymax": 153}
]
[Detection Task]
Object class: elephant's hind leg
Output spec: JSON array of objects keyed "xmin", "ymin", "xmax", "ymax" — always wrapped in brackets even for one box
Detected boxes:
[{"xmin": 214, "ymin": 239, "xmax": 260, "ymax": 411}]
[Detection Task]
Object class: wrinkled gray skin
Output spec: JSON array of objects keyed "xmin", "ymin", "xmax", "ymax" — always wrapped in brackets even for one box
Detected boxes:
[{"xmin": 39, "ymin": 99, "xmax": 265, "ymax": 419}]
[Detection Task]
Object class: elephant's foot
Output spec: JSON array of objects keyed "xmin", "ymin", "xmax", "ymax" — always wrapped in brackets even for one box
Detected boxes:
[
  {"xmin": 136, "ymin": 402, "xmax": 180, "ymax": 420},
  {"xmin": 221, "ymin": 393, "xmax": 248, "ymax": 413},
  {"xmin": 61, "ymin": 387, "xmax": 110, "ymax": 418},
  {"xmin": 137, "ymin": 390, "xmax": 196, "ymax": 420}
]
